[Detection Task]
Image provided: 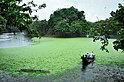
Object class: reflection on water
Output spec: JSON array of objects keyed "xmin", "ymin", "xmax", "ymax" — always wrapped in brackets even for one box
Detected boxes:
[{"xmin": 0, "ymin": 32, "xmax": 31, "ymax": 48}]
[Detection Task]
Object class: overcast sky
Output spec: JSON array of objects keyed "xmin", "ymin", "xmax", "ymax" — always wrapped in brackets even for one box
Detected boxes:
[{"xmin": 23, "ymin": 0, "xmax": 124, "ymax": 22}]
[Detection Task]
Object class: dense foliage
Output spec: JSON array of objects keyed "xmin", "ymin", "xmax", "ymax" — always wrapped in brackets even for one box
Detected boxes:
[
  {"xmin": 111, "ymin": 3, "xmax": 124, "ymax": 51},
  {"xmin": 48, "ymin": 6, "xmax": 89, "ymax": 37},
  {"xmin": 30, "ymin": 20, "xmax": 49, "ymax": 36},
  {"xmin": 0, "ymin": 0, "xmax": 46, "ymax": 37},
  {"xmin": 91, "ymin": 3, "xmax": 124, "ymax": 52}
]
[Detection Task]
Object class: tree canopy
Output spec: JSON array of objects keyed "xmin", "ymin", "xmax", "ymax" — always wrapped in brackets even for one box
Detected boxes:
[
  {"xmin": 0, "ymin": 0, "xmax": 46, "ymax": 37},
  {"xmin": 30, "ymin": 20, "xmax": 48, "ymax": 36},
  {"xmin": 91, "ymin": 3, "xmax": 124, "ymax": 52},
  {"xmin": 111, "ymin": 3, "xmax": 124, "ymax": 51},
  {"xmin": 48, "ymin": 6, "xmax": 89, "ymax": 37}
]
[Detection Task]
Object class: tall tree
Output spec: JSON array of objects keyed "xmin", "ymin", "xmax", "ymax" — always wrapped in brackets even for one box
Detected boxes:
[
  {"xmin": 0, "ymin": 0, "xmax": 46, "ymax": 37},
  {"xmin": 48, "ymin": 6, "xmax": 88, "ymax": 37},
  {"xmin": 111, "ymin": 3, "xmax": 124, "ymax": 51},
  {"xmin": 91, "ymin": 3, "xmax": 124, "ymax": 52},
  {"xmin": 30, "ymin": 20, "xmax": 49, "ymax": 36}
]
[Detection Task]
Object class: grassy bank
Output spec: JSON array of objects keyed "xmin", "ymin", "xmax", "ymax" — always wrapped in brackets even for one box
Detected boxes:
[{"xmin": 0, "ymin": 37, "xmax": 124, "ymax": 76}]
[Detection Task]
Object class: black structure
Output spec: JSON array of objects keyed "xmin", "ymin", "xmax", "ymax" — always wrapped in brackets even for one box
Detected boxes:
[{"xmin": 81, "ymin": 54, "xmax": 95, "ymax": 70}]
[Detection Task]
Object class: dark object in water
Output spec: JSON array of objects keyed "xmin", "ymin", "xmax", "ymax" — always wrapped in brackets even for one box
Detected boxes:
[
  {"xmin": 18, "ymin": 69, "xmax": 50, "ymax": 73},
  {"xmin": 81, "ymin": 55, "xmax": 95, "ymax": 70}
]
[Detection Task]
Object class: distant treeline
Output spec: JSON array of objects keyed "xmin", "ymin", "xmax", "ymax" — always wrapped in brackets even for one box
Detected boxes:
[{"xmin": 29, "ymin": 7, "xmax": 118, "ymax": 38}]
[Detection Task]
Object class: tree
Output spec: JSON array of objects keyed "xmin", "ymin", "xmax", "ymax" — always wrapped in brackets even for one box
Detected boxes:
[
  {"xmin": 0, "ymin": 0, "xmax": 46, "ymax": 37},
  {"xmin": 111, "ymin": 3, "xmax": 124, "ymax": 51},
  {"xmin": 48, "ymin": 6, "xmax": 88, "ymax": 37},
  {"xmin": 91, "ymin": 3, "xmax": 124, "ymax": 52},
  {"xmin": 91, "ymin": 18, "xmax": 118, "ymax": 52},
  {"xmin": 54, "ymin": 19, "xmax": 71, "ymax": 37},
  {"xmin": 30, "ymin": 20, "xmax": 49, "ymax": 36},
  {"xmin": 70, "ymin": 20, "xmax": 89, "ymax": 37},
  {"xmin": 0, "ymin": 16, "xmax": 7, "ymax": 34}
]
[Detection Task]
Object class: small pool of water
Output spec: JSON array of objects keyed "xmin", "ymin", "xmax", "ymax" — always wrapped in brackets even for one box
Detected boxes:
[{"xmin": 0, "ymin": 33, "xmax": 32, "ymax": 48}]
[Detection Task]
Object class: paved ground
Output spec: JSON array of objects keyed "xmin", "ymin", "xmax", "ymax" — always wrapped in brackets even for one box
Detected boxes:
[{"xmin": 0, "ymin": 63, "xmax": 124, "ymax": 82}]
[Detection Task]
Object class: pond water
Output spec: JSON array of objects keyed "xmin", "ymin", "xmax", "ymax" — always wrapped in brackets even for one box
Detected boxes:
[{"xmin": 0, "ymin": 33, "xmax": 32, "ymax": 48}]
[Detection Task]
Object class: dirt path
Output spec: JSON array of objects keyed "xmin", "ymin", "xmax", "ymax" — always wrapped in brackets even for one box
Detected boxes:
[{"xmin": 0, "ymin": 63, "xmax": 124, "ymax": 82}]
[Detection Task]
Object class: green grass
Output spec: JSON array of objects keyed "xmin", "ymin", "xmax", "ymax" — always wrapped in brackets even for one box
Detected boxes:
[{"xmin": 0, "ymin": 37, "xmax": 124, "ymax": 76}]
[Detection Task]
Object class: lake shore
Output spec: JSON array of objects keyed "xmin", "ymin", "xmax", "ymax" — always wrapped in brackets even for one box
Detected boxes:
[{"xmin": 0, "ymin": 63, "xmax": 124, "ymax": 82}]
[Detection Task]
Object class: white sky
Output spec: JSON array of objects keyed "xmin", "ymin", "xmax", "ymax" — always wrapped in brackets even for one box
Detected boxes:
[{"xmin": 23, "ymin": 0, "xmax": 124, "ymax": 22}]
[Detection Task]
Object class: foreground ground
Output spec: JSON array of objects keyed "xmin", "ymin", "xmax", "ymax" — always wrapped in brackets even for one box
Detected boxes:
[{"xmin": 0, "ymin": 63, "xmax": 124, "ymax": 82}]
